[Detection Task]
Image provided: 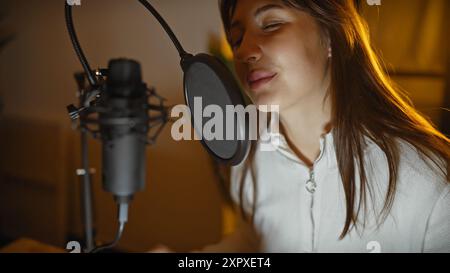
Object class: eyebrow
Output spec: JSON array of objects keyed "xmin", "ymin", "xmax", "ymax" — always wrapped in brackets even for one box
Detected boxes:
[{"xmin": 230, "ymin": 3, "xmax": 284, "ymax": 30}]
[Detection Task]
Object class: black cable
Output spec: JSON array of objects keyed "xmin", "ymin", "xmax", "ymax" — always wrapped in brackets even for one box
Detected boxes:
[
  {"xmin": 90, "ymin": 222, "xmax": 125, "ymax": 253},
  {"xmin": 137, "ymin": 0, "xmax": 189, "ymax": 58},
  {"xmin": 90, "ymin": 202, "xmax": 129, "ymax": 253},
  {"xmin": 65, "ymin": 2, "xmax": 98, "ymax": 87}
]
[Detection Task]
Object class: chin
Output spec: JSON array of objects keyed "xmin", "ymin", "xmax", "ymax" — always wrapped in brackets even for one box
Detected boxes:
[{"xmin": 251, "ymin": 92, "xmax": 282, "ymax": 112}]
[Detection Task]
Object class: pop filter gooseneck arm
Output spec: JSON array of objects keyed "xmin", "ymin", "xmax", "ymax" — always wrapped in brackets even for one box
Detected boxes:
[
  {"xmin": 137, "ymin": 0, "xmax": 190, "ymax": 59},
  {"xmin": 65, "ymin": 4, "xmax": 98, "ymax": 87},
  {"xmin": 65, "ymin": 0, "xmax": 190, "ymax": 90}
]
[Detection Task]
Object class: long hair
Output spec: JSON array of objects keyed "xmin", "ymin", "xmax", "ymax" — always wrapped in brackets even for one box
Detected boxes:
[{"xmin": 219, "ymin": 0, "xmax": 450, "ymax": 239}]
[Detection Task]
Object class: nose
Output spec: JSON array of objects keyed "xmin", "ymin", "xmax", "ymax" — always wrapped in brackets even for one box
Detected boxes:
[{"xmin": 234, "ymin": 34, "xmax": 262, "ymax": 65}]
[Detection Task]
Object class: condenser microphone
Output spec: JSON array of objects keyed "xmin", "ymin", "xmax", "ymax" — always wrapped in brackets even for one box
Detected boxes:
[{"xmin": 100, "ymin": 59, "xmax": 148, "ymax": 202}]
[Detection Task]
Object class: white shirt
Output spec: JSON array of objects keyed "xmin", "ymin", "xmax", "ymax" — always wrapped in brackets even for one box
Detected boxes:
[{"xmin": 201, "ymin": 123, "xmax": 450, "ymax": 253}]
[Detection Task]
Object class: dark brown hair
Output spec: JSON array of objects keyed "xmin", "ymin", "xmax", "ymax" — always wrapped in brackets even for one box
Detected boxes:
[{"xmin": 220, "ymin": 0, "xmax": 450, "ymax": 239}]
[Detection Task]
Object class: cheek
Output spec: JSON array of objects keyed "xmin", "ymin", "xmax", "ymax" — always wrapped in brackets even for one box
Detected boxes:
[
  {"xmin": 265, "ymin": 36, "xmax": 312, "ymax": 91},
  {"xmin": 269, "ymin": 29, "xmax": 327, "ymax": 93},
  {"xmin": 273, "ymin": 30, "xmax": 319, "ymax": 70},
  {"xmin": 234, "ymin": 63, "xmax": 247, "ymax": 86}
]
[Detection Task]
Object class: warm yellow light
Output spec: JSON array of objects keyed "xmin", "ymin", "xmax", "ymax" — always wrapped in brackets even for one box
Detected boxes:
[{"xmin": 220, "ymin": 32, "xmax": 234, "ymax": 61}]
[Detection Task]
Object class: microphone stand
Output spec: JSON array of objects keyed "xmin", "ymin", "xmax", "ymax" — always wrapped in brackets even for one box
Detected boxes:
[
  {"xmin": 78, "ymin": 77, "xmax": 95, "ymax": 253},
  {"xmin": 79, "ymin": 121, "xmax": 95, "ymax": 252},
  {"xmin": 75, "ymin": 73, "xmax": 95, "ymax": 252},
  {"xmin": 71, "ymin": 72, "xmax": 100, "ymax": 253}
]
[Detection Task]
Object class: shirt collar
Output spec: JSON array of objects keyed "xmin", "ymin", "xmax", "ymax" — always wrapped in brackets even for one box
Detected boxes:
[{"xmin": 259, "ymin": 116, "xmax": 338, "ymax": 169}]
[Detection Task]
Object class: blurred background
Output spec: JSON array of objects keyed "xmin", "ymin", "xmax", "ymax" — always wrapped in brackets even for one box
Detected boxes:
[{"xmin": 0, "ymin": 0, "xmax": 448, "ymax": 252}]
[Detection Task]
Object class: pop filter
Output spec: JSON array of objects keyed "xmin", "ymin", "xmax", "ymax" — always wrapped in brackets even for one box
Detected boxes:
[
  {"xmin": 182, "ymin": 54, "xmax": 250, "ymax": 166},
  {"xmin": 137, "ymin": 0, "xmax": 250, "ymax": 165}
]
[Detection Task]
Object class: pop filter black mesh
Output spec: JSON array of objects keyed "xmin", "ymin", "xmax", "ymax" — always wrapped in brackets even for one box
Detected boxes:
[{"xmin": 182, "ymin": 54, "xmax": 249, "ymax": 165}]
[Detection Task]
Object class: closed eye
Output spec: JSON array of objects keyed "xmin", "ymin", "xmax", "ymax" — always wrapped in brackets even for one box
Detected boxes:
[
  {"xmin": 231, "ymin": 22, "xmax": 284, "ymax": 49},
  {"xmin": 262, "ymin": 22, "xmax": 283, "ymax": 31},
  {"xmin": 231, "ymin": 37, "xmax": 243, "ymax": 49}
]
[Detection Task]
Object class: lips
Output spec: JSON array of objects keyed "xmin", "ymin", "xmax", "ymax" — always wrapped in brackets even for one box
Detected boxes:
[{"xmin": 247, "ymin": 70, "xmax": 277, "ymax": 91}]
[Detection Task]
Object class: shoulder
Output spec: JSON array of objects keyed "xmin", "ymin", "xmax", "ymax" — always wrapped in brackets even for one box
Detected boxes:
[
  {"xmin": 365, "ymin": 137, "xmax": 448, "ymax": 203},
  {"xmin": 396, "ymin": 139, "xmax": 447, "ymax": 190},
  {"xmin": 229, "ymin": 156, "xmax": 255, "ymax": 211}
]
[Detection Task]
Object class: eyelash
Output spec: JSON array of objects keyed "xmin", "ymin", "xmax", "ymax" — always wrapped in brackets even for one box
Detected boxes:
[
  {"xmin": 231, "ymin": 37, "xmax": 243, "ymax": 49},
  {"xmin": 262, "ymin": 22, "xmax": 283, "ymax": 31},
  {"xmin": 231, "ymin": 22, "xmax": 283, "ymax": 49}
]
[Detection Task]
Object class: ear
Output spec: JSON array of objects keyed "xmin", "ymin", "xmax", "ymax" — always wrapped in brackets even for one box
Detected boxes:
[
  {"xmin": 324, "ymin": 29, "xmax": 331, "ymax": 49},
  {"xmin": 320, "ymin": 28, "xmax": 332, "ymax": 57}
]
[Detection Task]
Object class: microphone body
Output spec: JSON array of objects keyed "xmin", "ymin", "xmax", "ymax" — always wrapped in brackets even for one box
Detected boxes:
[{"xmin": 99, "ymin": 59, "xmax": 149, "ymax": 200}]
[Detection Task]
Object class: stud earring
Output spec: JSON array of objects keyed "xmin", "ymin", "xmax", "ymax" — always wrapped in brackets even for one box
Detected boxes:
[{"xmin": 328, "ymin": 47, "xmax": 332, "ymax": 58}]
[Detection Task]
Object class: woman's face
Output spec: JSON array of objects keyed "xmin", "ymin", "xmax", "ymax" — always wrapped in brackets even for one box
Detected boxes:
[{"xmin": 229, "ymin": 0, "xmax": 331, "ymax": 112}]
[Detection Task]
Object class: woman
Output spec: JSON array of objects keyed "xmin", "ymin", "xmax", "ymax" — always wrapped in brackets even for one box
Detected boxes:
[
  {"xmin": 195, "ymin": 0, "xmax": 450, "ymax": 253},
  {"xmin": 151, "ymin": 0, "xmax": 449, "ymax": 253}
]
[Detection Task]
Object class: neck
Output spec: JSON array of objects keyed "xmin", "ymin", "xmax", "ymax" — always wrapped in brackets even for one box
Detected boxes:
[{"xmin": 279, "ymin": 87, "xmax": 333, "ymax": 167}]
